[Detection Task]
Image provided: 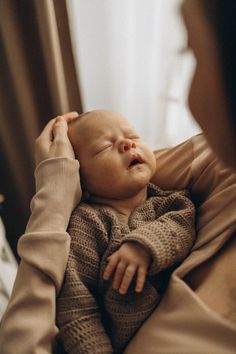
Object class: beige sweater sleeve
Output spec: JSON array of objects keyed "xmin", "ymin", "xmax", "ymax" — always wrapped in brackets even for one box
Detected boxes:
[{"xmin": 0, "ymin": 157, "xmax": 82, "ymax": 354}]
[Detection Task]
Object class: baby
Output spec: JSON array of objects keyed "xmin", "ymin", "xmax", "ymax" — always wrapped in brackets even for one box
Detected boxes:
[{"xmin": 56, "ymin": 110, "xmax": 195, "ymax": 354}]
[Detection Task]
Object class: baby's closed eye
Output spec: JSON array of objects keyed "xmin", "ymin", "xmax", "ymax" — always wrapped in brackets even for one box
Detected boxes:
[{"xmin": 96, "ymin": 143, "xmax": 113, "ymax": 154}]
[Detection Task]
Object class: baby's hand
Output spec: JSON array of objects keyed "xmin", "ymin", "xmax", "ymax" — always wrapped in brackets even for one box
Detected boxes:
[{"xmin": 103, "ymin": 242, "xmax": 151, "ymax": 295}]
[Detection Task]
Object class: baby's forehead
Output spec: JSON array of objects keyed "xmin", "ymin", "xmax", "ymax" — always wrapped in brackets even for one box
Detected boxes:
[
  {"xmin": 86, "ymin": 110, "xmax": 129, "ymax": 124},
  {"xmin": 70, "ymin": 111, "xmax": 133, "ymax": 134}
]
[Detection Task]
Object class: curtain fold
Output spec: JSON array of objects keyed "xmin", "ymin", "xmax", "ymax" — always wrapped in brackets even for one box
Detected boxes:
[{"xmin": 0, "ymin": 0, "xmax": 82, "ymax": 255}]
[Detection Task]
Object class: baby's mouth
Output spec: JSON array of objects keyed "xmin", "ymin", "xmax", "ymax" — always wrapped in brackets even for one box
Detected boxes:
[{"xmin": 128, "ymin": 155, "xmax": 143, "ymax": 169}]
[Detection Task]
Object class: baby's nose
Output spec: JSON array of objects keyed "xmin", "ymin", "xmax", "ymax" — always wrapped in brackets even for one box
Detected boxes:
[{"xmin": 119, "ymin": 139, "xmax": 136, "ymax": 152}]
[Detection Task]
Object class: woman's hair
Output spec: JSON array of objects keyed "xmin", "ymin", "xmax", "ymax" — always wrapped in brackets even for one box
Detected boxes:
[{"xmin": 200, "ymin": 0, "xmax": 236, "ymax": 129}]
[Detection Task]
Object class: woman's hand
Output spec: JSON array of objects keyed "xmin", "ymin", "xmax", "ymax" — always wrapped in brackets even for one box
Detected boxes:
[
  {"xmin": 103, "ymin": 242, "xmax": 151, "ymax": 295},
  {"xmin": 35, "ymin": 112, "xmax": 79, "ymax": 166}
]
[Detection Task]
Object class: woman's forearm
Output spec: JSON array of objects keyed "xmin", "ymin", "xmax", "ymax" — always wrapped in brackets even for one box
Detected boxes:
[{"xmin": 0, "ymin": 113, "xmax": 82, "ymax": 354}]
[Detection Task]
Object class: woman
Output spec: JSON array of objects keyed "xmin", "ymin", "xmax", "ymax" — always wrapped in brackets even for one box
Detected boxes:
[
  {"xmin": 0, "ymin": 0, "xmax": 235, "ymax": 353},
  {"xmin": 125, "ymin": 1, "xmax": 236, "ymax": 352},
  {"xmin": 182, "ymin": 0, "xmax": 236, "ymax": 169}
]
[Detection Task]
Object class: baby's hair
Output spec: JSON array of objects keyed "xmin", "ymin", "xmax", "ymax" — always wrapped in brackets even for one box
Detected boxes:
[
  {"xmin": 77, "ymin": 111, "xmax": 92, "ymax": 120},
  {"xmin": 68, "ymin": 111, "xmax": 92, "ymax": 129}
]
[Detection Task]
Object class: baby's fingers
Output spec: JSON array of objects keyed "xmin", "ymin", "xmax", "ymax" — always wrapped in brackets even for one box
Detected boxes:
[
  {"xmin": 119, "ymin": 264, "xmax": 137, "ymax": 295},
  {"xmin": 103, "ymin": 254, "xmax": 119, "ymax": 281},
  {"xmin": 135, "ymin": 267, "xmax": 147, "ymax": 293},
  {"xmin": 112, "ymin": 261, "xmax": 127, "ymax": 291}
]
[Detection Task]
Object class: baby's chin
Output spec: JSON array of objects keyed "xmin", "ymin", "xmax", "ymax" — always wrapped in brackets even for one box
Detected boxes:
[
  {"xmin": 116, "ymin": 180, "xmax": 149, "ymax": 199},
  {"xmin": 88, "ymin": 183, "xmax": 148, "ymax": 202},
  {"xmin": 132, "ymin": 170, "xmax": 154, "ymax": 186}
]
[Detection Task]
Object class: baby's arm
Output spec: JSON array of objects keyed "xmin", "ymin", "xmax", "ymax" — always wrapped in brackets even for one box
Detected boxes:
[
  {"xmin": 56, "ymin": 205, "xmax": 113, "ymax": 354},
  {"xmin": 123, "ymin": 190, "xmax": 195, "ymax": 275},
  {"xmin": 104, "ymin": 190, "xmax": 195, "ymax": 295}
]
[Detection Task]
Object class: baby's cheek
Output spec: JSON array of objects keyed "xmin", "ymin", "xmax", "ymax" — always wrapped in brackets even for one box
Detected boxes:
[
  {"xmin": 103, "ymin": 157, "xmax": 120, "ymax": 171},
  {"xmin": 144, "ymin": 149, "xmax": 156, "ymax": 170}
]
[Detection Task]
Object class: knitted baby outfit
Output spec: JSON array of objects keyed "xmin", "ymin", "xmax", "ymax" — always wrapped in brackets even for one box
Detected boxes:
[{"xmin": 56, "ymin": 183, "xmax": 195, "ymax": 354}]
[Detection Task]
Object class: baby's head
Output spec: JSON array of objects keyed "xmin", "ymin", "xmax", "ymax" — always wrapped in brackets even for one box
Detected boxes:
[{"xmin": 68, "ymin": 110, "xmax": 156, "ymax": 200}]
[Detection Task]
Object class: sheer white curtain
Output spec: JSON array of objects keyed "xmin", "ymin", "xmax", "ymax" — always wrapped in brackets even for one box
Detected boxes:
[{"xmin": 66, "ymin": 0, "xmax": 201, "ymax": 149}]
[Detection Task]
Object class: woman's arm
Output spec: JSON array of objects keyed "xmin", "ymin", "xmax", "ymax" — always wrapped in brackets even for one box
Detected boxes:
[{"xmin": 0, "ymin": 113, "xmax": 82, "ymax": 354}]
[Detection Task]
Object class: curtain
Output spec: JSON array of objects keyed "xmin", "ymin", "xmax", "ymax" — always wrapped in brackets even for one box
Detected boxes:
[
  {"xmin": 0, "ymin": 0, "xmax": 82, "ymax": 255},
  {"xmin": 66, "ymin": 0, "xmax": 201, "ymax": 150}
]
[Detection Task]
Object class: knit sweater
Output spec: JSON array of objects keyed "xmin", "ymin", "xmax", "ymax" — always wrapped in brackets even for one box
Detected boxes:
[{"xmin": 56, "ymin": 183, "xmax": 196, "ymax": 354}]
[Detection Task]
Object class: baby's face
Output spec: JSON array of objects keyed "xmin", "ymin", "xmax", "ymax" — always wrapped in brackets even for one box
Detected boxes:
[{"xmin": 68, "ymin": 110, "xmax": 156, "ymax": 199}]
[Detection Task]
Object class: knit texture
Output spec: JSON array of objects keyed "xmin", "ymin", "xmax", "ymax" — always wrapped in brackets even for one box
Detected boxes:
[{"xmin": 56, "ymin": 184, "xmax": 195, "ymax": 353}]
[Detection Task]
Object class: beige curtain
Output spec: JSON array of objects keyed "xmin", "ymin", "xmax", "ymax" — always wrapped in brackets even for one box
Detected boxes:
[{"xmin": 0, "ymin": 0, "xmax": 82, "ymax": 255}]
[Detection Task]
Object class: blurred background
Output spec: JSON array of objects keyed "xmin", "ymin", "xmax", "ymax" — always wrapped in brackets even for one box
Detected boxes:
[{"xmin": 0, "ymin": 0, "xmax": 201, "ymax": 258}]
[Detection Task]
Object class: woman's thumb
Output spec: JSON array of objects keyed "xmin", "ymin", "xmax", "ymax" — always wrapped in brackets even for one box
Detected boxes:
[{"xmin": 53, "ymin": 116, "xmax": 68, "ymax": 140}]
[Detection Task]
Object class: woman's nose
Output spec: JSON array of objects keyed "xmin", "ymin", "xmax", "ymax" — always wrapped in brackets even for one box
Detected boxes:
[{"xmin": 119, "ymin": 139, "xmax": 136, "ymax": 152}]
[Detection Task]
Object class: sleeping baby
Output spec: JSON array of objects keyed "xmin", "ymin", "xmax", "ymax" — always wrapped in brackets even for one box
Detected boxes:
[{"xmin": 56, "ymin": 109, "xmax": 196, "ymax": 353}]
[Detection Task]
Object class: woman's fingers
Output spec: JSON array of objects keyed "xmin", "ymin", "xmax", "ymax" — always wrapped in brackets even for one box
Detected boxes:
[
  {"xmin": 52, "ymin": 117, "xmax": 75, "ymax": 159},
  {"xmin": 53, "ymin": 116, "xmax": 69, "ymax": 141},
  {"xmin": 35, "ymin": 119, "xmax": 56, "ymax": 165},
  {"xmin": 35, "ymin": 112, "xmax": 79, "ymax": 165},
  {"xmin": 38, "ymin": 112, "xmax": 79, "ymax": 141},
  {"xmin": 52, "ymin": 112, "xmax": 79, "ymax": 144},
  {"xmin": 37, "ymin": 118, "xmax": 56, "ymax": 142},
  {"xmin": 62, "ymin": 111, "xmax": 79, "ymax": 122}
]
